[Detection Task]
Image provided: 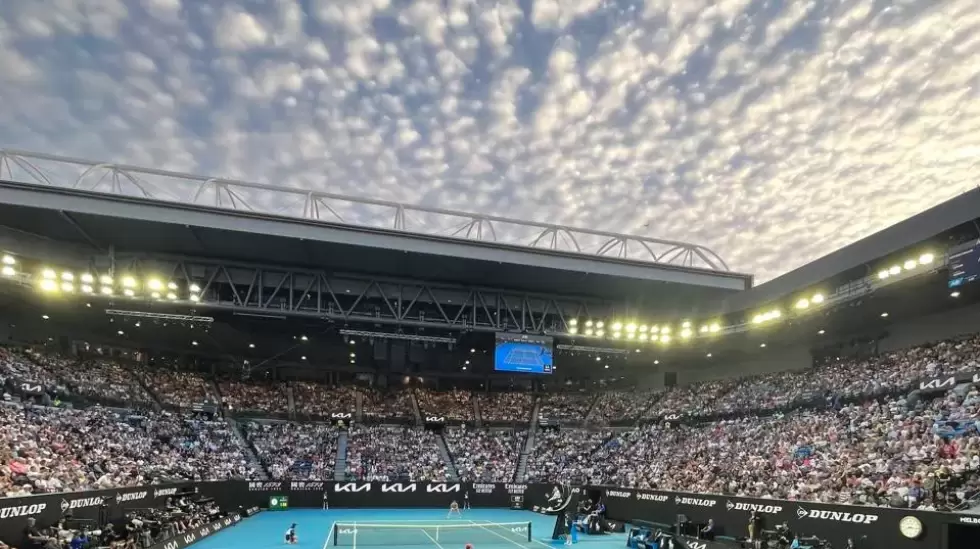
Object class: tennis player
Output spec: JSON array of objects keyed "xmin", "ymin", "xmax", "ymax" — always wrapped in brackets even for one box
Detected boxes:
[
  {"xmin": 285, "ymin": 523, "xmax": 298, "ymax": 544},
  {"xmin": 447, "ymin": 500, "xmax": 462, "ymax": 518}
]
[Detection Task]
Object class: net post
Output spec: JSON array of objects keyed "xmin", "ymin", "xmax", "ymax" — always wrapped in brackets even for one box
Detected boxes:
[
  {"xmin": 527, "ymin": 521, "xmax": 532, "ymax": 542},
  {"xmin": 332, "ymin": 524, "xmax": 338, "ymax": 546}
]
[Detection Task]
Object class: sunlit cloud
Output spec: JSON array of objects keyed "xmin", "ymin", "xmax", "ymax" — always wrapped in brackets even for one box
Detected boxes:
[{"xmin": 1, "ymin": 0, "xmax": 978, "ymax": 282}]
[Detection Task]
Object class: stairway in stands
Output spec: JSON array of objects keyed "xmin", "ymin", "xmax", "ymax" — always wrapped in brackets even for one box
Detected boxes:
[
  {"xmin": 514, "ymin": 397, "xmax": 541, "ymax": 481},
  {"xmin": 226, "ymin": 416, "xmax": 269, "ymax": 479},
  {"xmin": 334, "ymin": 431, "xmax": 348, "ymax": 480},
  {"xmin": 435, "ymin": 432, "xmax": 460, "ymax": 480},
  {"xmin": 409, "ymin": 390, "xmax": 424, "ymax": 425}
]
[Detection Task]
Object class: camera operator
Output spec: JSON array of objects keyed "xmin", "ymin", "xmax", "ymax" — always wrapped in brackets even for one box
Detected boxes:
[{"xmin": 23, "ymin": 518, "xmax": 59, "ymax": 549}]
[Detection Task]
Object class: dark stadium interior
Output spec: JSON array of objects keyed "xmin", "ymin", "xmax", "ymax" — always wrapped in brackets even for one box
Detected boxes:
[{"xmin": 2, "ymin": 181, "xmax": 980, "ymax": 549}]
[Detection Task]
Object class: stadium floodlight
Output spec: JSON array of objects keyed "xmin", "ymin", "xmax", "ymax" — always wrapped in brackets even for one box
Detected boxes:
[
  {"xmin": 190, "ymin": 294, "xmax": 200, "ymax": 302},
  {"xmin": 568, "ymin": 319, "xmax": 578, "ymax": 326},
  {"xmin": 680, "ymin": 327, "xmax": 692, "ymax": 339},
  {"xmin": 595, "ymin": 329, "xmax": 604, "ymax": 337},
  {"xmin": 699, "ymin": 325, "xmax": 709, "ymax": 333},
  {"xmin": 100, "ymin": 286, "xmax": 113, "ymax": 295},
  {"xmin": 100, "ymin": 275, "xmax": 113, "ymax": 285},
  {"xmin": 39, "ymin": 279, "xmax": 58, "ymax": 292},
  {"xmin": 584, "ymin": 320, "xmax": 593, "ymax": 327},
  {"xmin": 661, "ymin": 326, "xmax": 671, "ymax": 335},
  {"xmin": 61, "ymin": 282, "xmax": 74, "ymax": 292},
  {"xmin": 654, "ymin": 360, "xmax": 659, "ymax": 365},
  {"xmin": 584, "ymin": 328, "xmax": 593, "ymax": 336},
  {"xmin": 595, "ymin": 357, "xmax": 601, "ymax": 362},
  {"xmin": 117, "ymin": 330, "xmax": 124, "ymax": 335},
  {"xmin": 192, "ymin": 341, "xmax": 198, "ymax": 346},
  {"xmin": 626, "ymin": 332, "xmax": 635, "ymax": 340},
  {"xmin": 650, "ymin": 325, "xmax": 660, "ymax": 333},
  {"xmin": 349, "ymin": 352, "xmax": 355, "ymax": 357},
  {"xmin": 249, "ymin": 343, "xmax": 256, "ymax": 349},
  {"xmin": 811, "ymin": 293, "xmax": 825, "ymax": 304},
  {"xmin": 189, "ymin": 283, "xmax": 201, "ymax": 293},
  {"xmin": 681, "ymin": 320, "xmax": 691, "ymax": 328},
  {"xmin": 638, "ymin": 324, "xmax": 648, "ymax": 333},
  {"xmin": 80, "ymin": 273, "xmax": 94, "ymax": 284},
  {"xmin": 660, "ymin": 335, "xmax": 671, "ymax": 344},
  {"xmin": 612, "ymin": 332, "xmax": 621, "ymax": 339},
  {"xmin": 818, "ymin": 329, "xmax": 825, "ymax": 334},
  {"xmin": 123, "ymin": 288, "xmax": 135, "ymax": 297},
  {"xmin": 595, "ymin": 321, "xmax": 605, "ymax": 329},
  {"xmin": 951, "ymin": 291, "xmax": 961, "ymax": 298},
  {"xmin": 569, "ymin": 327, "xmax": 578, "ymax": 334},
  {"xmin": 706, "ymin": 353, "xmax": 712, "ymax": 358},
  {"xmin": 302, "ymin": 356, "xmax": 307, "ymax": 360},
  {"xmin": 41, "ymin": 268, "xmax": 56, "ymax": 280},
  {"xmin": 1, "ymin": 255, "xmax": 15, "ymax": 265},
  {"xmin": 795, "ymin": 299, "xmax": 810, "ymax": 310},
  {"xmin": 167, "ymin": 281, "xmax": 178, "ymax": 290},
  {"xmin": 888, "ymin": 265, "xmax": 901, "ymax": 276},
  {"xmin": 877, "ymin": 270, "xmax": 889, "ymax": 279},
  {"xmin": 167, "ymin": 292, "xmax": 177, "ymax": 300},
  {"xmin": 147, "ymin": 279, "xmax": 163, "ymax": 291},
  {"xmin": 639, "ymin": 333, "xmax": 648, "ymax": 341},
  {"xmin": 611, "ymin": 321, "xmax": 623, "ymax": 331},
  {"xmin": 81, "ymin": 285, "xmax": 93, "ymax": 294},
  {"xmin": 1, "ymin": 266, "xmax": 15, "ymax": 277},
  {"xmin": 150, "ymin": 292, "xmax": 160, "ymax": 299},
  {"xmin": 122, "ymin": 276, "xmax": 137, "ymax": 288},
  {"xmin": 760, "ymin": 343, "xmax": 766, "ymax": 348},
  {"xmin": 625, "ymin": 323, "xmax": 637, "ymax": 333},
  {"xmin": 709, "ymin": 323, "xmax": 721, "ymax": 333},
  {"xmin": 903, "ymin": 259, "xmax": 917, "ymax": 270},
  {"xmin": 61, "ymin": 271, "xmax": 74, "ymax": 282},
  {"xmin": 919, "ymin": 253, "xmax": 934, "ymax": 265},
  {"xmin": 881, "ymin": 312, "xmax": 889, "ymax": 317}
]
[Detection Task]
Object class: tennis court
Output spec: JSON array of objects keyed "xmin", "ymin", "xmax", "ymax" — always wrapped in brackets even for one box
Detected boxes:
[{"xmin": 189, "ymin": 508, "xmax": 629, "ymax": 549}]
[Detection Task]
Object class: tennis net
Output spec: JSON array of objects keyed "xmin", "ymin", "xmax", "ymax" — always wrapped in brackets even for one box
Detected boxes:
[{"xmin": 332, "ymin": 521, "xmax": 533, "ymax": 546}]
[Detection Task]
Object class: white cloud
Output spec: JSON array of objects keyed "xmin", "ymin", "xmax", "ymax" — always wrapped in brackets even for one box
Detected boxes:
[{"xmin": 1, "ymin": 0, "xmax": 979, "ymax": 284}]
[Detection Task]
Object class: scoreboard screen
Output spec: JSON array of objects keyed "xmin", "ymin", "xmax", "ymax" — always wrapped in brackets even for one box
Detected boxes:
[
  {"xmin": 949, "ymin": 244, "xmax": 980, "ymax": 288},
  {"xmin": 494, "ymin": 333, "xmax": 553, "ymax": 374},
  {"xmin": 269, "ymin": 495, "xmax": 289, "ymax": 510}
]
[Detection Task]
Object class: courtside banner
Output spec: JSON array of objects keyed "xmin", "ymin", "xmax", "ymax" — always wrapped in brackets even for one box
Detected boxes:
[
  {"xmin": 0, "ymin": 482, "xmax": 196, "ymax": 545},
  {"xmin": 592, "ymin": 486, "xmax": 963, "ymax": 549}
]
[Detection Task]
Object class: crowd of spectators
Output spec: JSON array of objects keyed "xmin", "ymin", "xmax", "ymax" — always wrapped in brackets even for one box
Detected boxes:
[
  {"xmin": 537, "ymin": 392, "xmax": 597, "ymax": 422},
  {"xmin": 416, "ymin": 388, "xmax": 473, "ymax": 421},
  {"xmin": 52, "ymin": 358, "xmax": 152, "ymax": 406},
  {"xmin": 443, "ymin": 426, "xmax": 524, "ymax": 482},
  {"xmin": 143, "ymin": 370, "xmax": 218, "ymax": 409},
  {"xmin": 522, "ymin": 428, "xmax": 612, "ymax": 483},
  {"xmin": 218, "ymin": 380, "xmax": 289, "ymax": 415},
  {"xmin": 0, "ymin": 404, "xmax": 257, "ymax": 496},
  {"xmin": 245, "ymin": 421, "xmax": 339, "ymax": 479},
  {"xmin": 345, "ymin": 425, "xmax": 451, "ymax": 481},
  {"xmin": 590, "ymin": 390, "xmax": 661, "ymax": 423},
  {"xmin": 475, "ymin": 392, "xmax": 532, "ymax": 422},
  {"xmin": 293, "ymin": 382, "xmax": 359, "ymax": 418},
  {"xmin": 361, "ymin": 388, "xmax": 414, "ymax": 420}
]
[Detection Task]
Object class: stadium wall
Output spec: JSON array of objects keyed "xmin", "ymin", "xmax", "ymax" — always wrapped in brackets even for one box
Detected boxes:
[
  {"xmin": 677, "ymin": 344, "xmax": 811, "ymax": 385},
  {"xmin": 880, "ymin": 302, "xmax": 980, "ymax": 353},
  {"xmin": 1, "ymin": 481, "xmax": 975, "ymax": 549}
]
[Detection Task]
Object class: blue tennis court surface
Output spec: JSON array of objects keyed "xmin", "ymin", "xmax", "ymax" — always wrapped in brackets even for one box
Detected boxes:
[{"xmin": 190, "ymin": 509, "xmax": 629, "ymax": 549}]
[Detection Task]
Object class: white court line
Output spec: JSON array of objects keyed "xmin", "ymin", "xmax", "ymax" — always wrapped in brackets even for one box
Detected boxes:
[
  {"xmin": 466, "ymin": 520, "xmax": 554, "ymax": 549},
  {"xmin": 353, "ymin": 521, "xmax": 357, "ymax": 549},
  {"xmin": 322, "ymin": 521, "xmax": 337, "ymax": 549},
  {"xmin": 422, "ymin": 529, "xmax": 446, "ymax": 549}
]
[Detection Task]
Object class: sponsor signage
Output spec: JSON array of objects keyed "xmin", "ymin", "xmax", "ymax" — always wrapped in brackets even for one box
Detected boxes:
[
  {"xmin": 726, "ymin": 501, "xmax": 782, "ymax": 514},
  {"xmin": 674, "ymin": 496, "xmax": 717, "ymax": 507},
  {"xmin": 154, "ymin": 488, "xmax": 178, "ymax": 498},
  {"xmin": 506, "ymin": 484, "xmax": 527, "ymax": 495},
  {"xmin": 331, "ymin": 413, "xmax": 353, "ymax": 419},
  {"xmin": 116, "ymin": 492, "xmax": 147, "ymax": 503},
  {"xmin": 796, "ymin": 506, "xmax": 878, "ymax": 524},
  {"xmin": 917, "ymin": 371, "xmax": 980, "ymax": 393},
  {"xmin": 960, "ymin": 516, "xmax": 980, "ymax": 525},
  {"xmin": 248, "ymin": 482, "xmax": 283, "ymax": 492},
  {"xmin": 19, "ymin": 382, "xmax": 44, "ymax": 395},
  {"xmin": 426, "ymin": 483, "xmax": 461, "ymax": 493},
  {"xmin": 606, "ymin": 490, "xmax": 632, "ymax": 499},
  {"xmin": 380, "ymin": 483, "xmax": 417, "ymax": 493},
  {"xmin": 663, "ymin": 414, "xmax": 682, "ymax": 421},
  {"xmin": 636, "ymin": 493, "xmax": 668, "ymax": 502},
  {"xmin": 425, "ymin": 416, "xmax": 446, "ymax": 423},
  {"xmin": 473, "ymin": 484, "xmax": 496, "ymax": 494},
  {"xmin": 334, "ymin": 483, "xmax": 371, "ymax": 493},
  {"xmin": 60, "ymin": 496, "xmax": 105, "ymax": 512},
  {"xmin": 0, "ymin": 502, "xmax": 46, "ymax": 519},
  {"xmin": 290, "ymin": 482, "xmax": 324, "ymax": 491}
]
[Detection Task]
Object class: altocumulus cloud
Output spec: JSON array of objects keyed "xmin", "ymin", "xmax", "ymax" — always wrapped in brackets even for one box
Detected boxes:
[{"xmin": 1, "ymin": 0, "xmax": 979, "ymax": 282}]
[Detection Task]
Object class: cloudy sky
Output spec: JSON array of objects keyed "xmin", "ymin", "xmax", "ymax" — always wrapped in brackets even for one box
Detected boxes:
[{"xmin": 1, "ymin": 0, "xmax": 978, "ymax": 282}]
